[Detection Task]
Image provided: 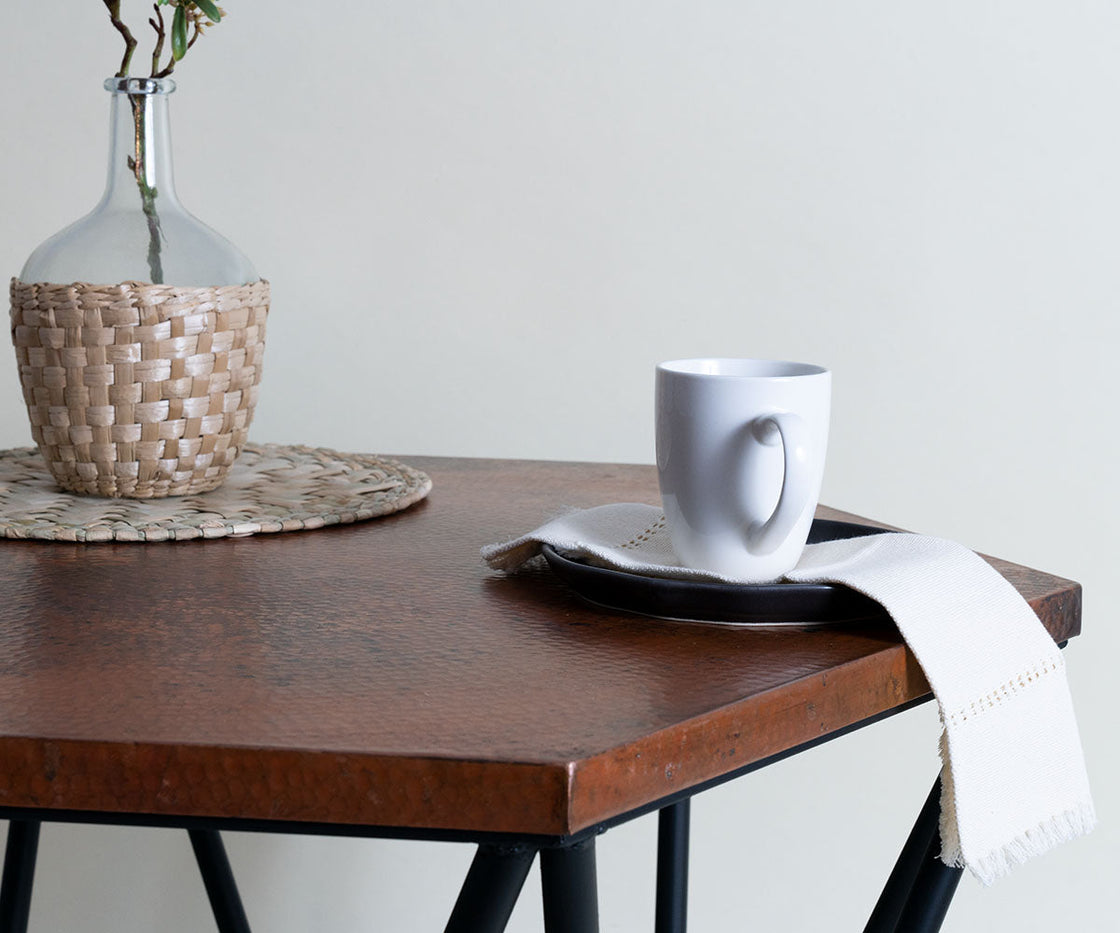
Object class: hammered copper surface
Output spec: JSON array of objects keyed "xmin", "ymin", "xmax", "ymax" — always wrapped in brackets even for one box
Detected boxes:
[{"xmin": 0, "ymin": 458, "xmax": 1081, "ymax": 835}]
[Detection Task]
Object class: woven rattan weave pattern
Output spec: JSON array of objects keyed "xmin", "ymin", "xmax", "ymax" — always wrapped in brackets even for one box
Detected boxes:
[
  {"xmin": 9, "ymin": 279, "xmax": 269, "ymax": 498},
  {"xmin": 0, "ymin": 443, "xmax": 432, "ymax": 542}
]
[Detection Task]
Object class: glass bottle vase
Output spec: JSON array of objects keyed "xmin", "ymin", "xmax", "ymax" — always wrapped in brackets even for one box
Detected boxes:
[
  {"xmin": 10, "ymin": 77, "xmax": 268, "ymax": 500},
  {"xmin": 22, "ymin": 76, "xmax": 257, "ymax": 286}
]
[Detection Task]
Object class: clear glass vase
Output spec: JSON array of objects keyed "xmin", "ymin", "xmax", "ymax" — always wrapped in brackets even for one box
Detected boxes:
[
  {"xmin": 21, "ymin": 77, "xmax": 257, "ymax": 286},
  {"xmin": 10, "ymin": 77, "xmax": 268, "ymax": 499}
]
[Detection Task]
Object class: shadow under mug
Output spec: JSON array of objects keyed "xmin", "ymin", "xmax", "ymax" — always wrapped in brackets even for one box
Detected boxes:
[{"xmin": 655, "ymin": 358, "xmax": 831, "ymax": 582}]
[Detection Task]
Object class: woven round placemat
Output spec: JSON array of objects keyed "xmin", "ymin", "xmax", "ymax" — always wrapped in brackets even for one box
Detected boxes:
[{"xmin": 0, "ymin": 443, "xmax": 432, "ymax": 542}]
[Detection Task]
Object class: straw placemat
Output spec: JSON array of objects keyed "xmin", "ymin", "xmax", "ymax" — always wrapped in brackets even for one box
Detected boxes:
[{"xmin": 0, "ymin": 443, "xmax": 432, "ymax": 542}]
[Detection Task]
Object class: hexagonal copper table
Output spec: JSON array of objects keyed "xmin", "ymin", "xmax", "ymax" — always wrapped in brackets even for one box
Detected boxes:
[{"xmin": 0, "ymin": 458, "xmax": 1081, "ymax": 932}]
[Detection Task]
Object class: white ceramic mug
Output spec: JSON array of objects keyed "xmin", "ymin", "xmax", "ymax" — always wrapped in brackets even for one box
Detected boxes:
[{"xmin": 655, "ymin": 358, "xmax": 831, "ymax": 582}]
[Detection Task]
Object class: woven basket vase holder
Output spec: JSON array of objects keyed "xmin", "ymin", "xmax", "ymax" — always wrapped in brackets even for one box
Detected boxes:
[{"xmin": 9, "ymin": 278, "xmax": 269, "ymax": 499}]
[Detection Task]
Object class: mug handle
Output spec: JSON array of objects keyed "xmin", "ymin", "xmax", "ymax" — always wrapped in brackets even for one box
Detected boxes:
[{"xmin": 745, "ymin": 412, "xmax": 812, "ymax": 556}]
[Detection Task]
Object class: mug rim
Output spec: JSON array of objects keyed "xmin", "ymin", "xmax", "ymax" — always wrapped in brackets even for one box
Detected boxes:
[{"xmin": 657, "ymin": 358, "xmax": 829, "ymax": 379}]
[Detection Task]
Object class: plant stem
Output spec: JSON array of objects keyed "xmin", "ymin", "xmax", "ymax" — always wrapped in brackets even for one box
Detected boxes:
[
  {"xmin": 102, "ymin": 0, "xmax": 138, "ymax": 77},
  {"xmin": 149, "ymin": 6, "xmax": 166, "ymax": 77},
  {"xmin": 153, "ymin": 15, "xmax": 204, "ymax": 78},
  {"xmin": 128, "ymin": 95, "xmax": 165, "ymax": 284}
]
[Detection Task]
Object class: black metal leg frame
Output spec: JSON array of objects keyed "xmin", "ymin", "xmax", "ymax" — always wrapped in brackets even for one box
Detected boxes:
[
  {"xmin": 0, "ymin": 821, "xmax": 38, "ymax": 933},
  {"xmin": 0, "ymin": 772, "xmax": 962, "ymax": 933},
  {"xmin": 441, "ymin": 776, "xmax": 960, "ymax": 933},
  {"xmin": 862, "ymin": 778, "xmax": 963, "ymax": 933},
  {"xmin": 0, "ymin": 824, "xmax": 248, "ymax": 933},
  {"xmin": 188, "ymin": 830, "xmax": 253, "ymax": 933}
]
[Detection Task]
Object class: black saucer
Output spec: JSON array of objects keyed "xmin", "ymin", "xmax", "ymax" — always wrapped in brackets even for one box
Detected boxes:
[{"xmin": 541, "ymin": 519, "xmax": 891, "ymax": 626}]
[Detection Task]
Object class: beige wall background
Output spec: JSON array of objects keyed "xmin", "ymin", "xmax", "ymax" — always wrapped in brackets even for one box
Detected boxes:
[{"xmin": 0, "ymin": 2, "xmax": 1115, "ymax": 930}]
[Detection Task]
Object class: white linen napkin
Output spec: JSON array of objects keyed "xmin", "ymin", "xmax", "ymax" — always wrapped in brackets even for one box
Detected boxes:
[{"xmin": 481, "ymin": 503, "xmax": 1096, "ymax": 885}]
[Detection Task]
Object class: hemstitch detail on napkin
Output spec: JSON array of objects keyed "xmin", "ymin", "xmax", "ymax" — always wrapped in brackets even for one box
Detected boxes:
[
  {"xmin": 618, "ymin": 515, "xmax": 666, "ymax": 550},
  {"xmin": 943, "ymin": 657, "xmax": 1063, "ymax": 728}
]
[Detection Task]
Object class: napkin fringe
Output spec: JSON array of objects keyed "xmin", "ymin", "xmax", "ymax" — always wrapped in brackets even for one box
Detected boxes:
[
  {"xmin": 937, "ymin": 727, "xmax": 960, "ymax": 861},
  {"xmin": 936, "ymin": 726, "xmax": 1097, "ymax": 885},
  {"xmin": 960, "ymin": 802, "xmax": 1098, "ymax": 886}
]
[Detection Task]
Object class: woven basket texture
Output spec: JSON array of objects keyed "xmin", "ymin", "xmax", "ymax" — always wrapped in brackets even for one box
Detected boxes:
[
  {"xmin": 9, "ymin": 278, "xmax": 269, "ymax": 499},
  {"xmin": 0, "ymin": 443, "xmax": 432, "ymax": 542}
]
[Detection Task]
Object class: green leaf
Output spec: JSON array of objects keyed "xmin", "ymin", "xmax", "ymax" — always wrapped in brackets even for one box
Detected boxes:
[
  {"xmin": 195, "ymin": 0, "xmax": 222, "ymax": 22},
  {"xmin": 172, "ymin": 5, "xmax": 188, "ymax": 60}
]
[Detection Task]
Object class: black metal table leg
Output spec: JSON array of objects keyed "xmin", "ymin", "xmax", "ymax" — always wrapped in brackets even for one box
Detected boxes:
[
  {"xmin": 0, "ymin": 821, "xmax": 40, "ymax": 933},
  {"xmin": 444, "ymin": 844, "xmax": 537, "ymax": 933},
  {"xmin": 541, "ymin": 837, "xmax": 599, "ymax": 933},
  {"xmin": 892, "ymin": 833, "xmax": 963, "ymax": 933},
  {"xmin": 188, "ymin": 830, "xmax": 252, "ymax": 933},
  {"xmin": 864, "ymin": 777, "xmax": 963, "ymax": 933},
  {"xmin": 655, "ymin": 799, "xmax": 690, "ymax": 933},
  {"xmin": 864, "ymin": 780, "xmax": 942, "ymax": 933}
]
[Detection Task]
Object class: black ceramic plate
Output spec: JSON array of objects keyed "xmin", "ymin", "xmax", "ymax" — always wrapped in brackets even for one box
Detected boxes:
[{"xmin": 541, "ymin": 519, "xmax": 891, "ymax": 626}]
